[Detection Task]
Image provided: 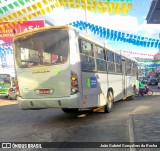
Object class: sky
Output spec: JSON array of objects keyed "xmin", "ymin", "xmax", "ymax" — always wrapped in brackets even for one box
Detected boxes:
[
  {"xmin": 0, "ymin": 0, "xmax": 160, "ymax": 59},
  {"xmin": 39, "ymin": 0, "xmax": 160, "ymax": 58}
]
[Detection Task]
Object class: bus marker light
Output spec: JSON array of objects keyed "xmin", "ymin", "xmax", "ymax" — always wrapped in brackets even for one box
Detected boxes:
[
  {"xmin": 71, "ymin": 76, "xmax": 76, "ymax": 81},
  {"xmin": 39, "ymin": 89, "xmax": 50, "ymax": 94},
  {"xmin": 71, "ymin": 88, "xmax": 77, "ymax": 93},
  {"xmin": 71, "ymin": 81, "xmax": 77, "ymax": 87},
  {"xmin": 49, "ymin": 89, "xmax": 54, "ymax": 94}
]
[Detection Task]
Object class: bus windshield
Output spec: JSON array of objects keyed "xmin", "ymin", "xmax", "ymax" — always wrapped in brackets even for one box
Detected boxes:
[{"xmin": 14, "ymin": 29, "xmax": 69, "ymax": 68}]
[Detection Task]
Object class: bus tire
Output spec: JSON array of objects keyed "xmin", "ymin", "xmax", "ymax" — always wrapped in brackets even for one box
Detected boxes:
[
  {"xmin": 62, "ymin": 108, "xmax": 79, "ymax": 113},
  {"xmin": 104, "ymin": 91, "xmax": 113, "ymax": 113}
]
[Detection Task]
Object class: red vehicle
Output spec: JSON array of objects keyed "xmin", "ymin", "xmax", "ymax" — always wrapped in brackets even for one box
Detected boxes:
[{"xmin": 139, "ymin": 84, "xmax": 153, "ymax": 96}]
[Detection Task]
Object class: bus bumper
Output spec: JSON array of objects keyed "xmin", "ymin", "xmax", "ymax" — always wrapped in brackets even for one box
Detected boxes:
[{"xmin": 17, "ymin": 93, "xmax": 82, "ymax": 109}]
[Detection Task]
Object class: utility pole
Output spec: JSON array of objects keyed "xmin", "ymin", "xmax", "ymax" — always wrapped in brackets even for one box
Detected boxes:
[{"xmin": 84, "ymin": 0, "xmax": 88, "ymax": 33}]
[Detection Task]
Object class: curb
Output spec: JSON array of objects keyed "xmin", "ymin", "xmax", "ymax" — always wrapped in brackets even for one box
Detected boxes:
[{"xmin": 129, "ymin": 115, "xmax": 136, "ymax": 151}]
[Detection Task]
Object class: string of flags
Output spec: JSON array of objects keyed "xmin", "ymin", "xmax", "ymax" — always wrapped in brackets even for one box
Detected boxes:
[
  {"xmin": 0, "ymin": 42, "xmax": 13, "ymax": 56},
  {"xmin": 0, "ymin": 0, "xmax": 133, "ymax": 17},
  {"xmin": 140, "ymin": 64, "xmax": 160, "ymax": 68},
  {"xmin": 69, "ymin": 21, "xmax": 160, "ymax": 48},
  {"xmin": 62, "ymin": 0, "xmax": 132, "ymax": 14},
  {"xmin": 0, "ymin": 0, "xmax": 133, "ymax": 31},
  {"xmin": 121, "ymin": 51, "xmax": 155, "ymax": 56},
  {"xmin": 136, "ymin": 59, "xmax": 160, "ymax": 63},
  {"xmin": 0, "ymin": 0, "xmax": 60, "ymax": 31},
  {"xmin": 0, "ymin": 43, "xmax": 13, "ymax": 56},
  {"xmin": 135, "ymin": 57, "xmax": 154, "ymax": 60},
  {"xmin": 0, "ymin": 42, "xmax": 13, "ymax": 46},
  {"xmin": 0, "ymin": 0, "xmax": 36, "ymax": 15}
]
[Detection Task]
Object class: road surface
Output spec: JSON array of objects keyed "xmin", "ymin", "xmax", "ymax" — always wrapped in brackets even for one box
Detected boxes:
[{"xmin": 0, "ymin": 86, "xmax": 159, "ymax": 151}]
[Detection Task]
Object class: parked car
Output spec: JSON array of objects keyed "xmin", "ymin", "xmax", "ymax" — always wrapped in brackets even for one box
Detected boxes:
[
  {"xmin": 149, "ymin": 79, "xmax": 158, "ymax": 86},
  {"xmin": 141, "ymin": 77, "xmax": 150, "ymax": 85},
  {"xmin": 8, "ymin": 87, "xmax": 17, "ymax": 100},
  {"xmin": 138, "ymin": 77, "xmax": 143, "ymax": 82}
]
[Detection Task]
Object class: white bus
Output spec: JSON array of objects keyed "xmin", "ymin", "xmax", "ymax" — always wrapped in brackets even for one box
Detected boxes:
[{"xmin": 13, "ymin": 25, "xmax": 138, "ymax": 113}]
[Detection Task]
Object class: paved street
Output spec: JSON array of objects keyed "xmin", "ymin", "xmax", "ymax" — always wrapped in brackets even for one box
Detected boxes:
[{"xmin": 0, "ymin": 86, "xmax": 160, "ymax": 151}]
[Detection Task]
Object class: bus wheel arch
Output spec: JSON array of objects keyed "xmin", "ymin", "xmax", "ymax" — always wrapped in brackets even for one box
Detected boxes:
[{"xmin": 104, "ymin": 88, "xmax": 114, "ymax": 113}]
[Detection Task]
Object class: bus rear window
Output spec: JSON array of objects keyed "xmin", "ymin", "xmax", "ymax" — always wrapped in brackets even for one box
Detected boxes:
[{"xmin": 14, "ymin": 30, "xmax": 69, "ymax": 68}]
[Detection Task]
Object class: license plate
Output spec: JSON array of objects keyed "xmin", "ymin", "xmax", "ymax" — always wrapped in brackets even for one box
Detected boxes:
[{"xmin": 39, "ymin": 89, "xmax": 50, "ymax": 94}]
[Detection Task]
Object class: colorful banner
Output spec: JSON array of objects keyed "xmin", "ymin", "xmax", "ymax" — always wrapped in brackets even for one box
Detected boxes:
[
  {"xmin": 0, "ymin": 0, "xmax": 59, "ymax": 31},
  {"xmin": 69, "ymin": 21, "xmax": 160, "ymax": 48},
  {"xmin": 0, "ymin": 0, "xmax": 132, "ymax": 16},
  {"xmin": 0, "ymin": 0, "xmax": 33, "ymax": 14},
  {"xmin": 0, "ymin": 20, "xmax": 45, "ymax": 57},
  {"xmin": 0, "ymin": 0, "xmax": 133, "ymax": 31},
  {"xmin": 0, "ymin": 20, "xmax": 45, "ymax": 43},
  {"xmin": 61, "ymin": 0, "xmax": 132, "ymax": 14}
]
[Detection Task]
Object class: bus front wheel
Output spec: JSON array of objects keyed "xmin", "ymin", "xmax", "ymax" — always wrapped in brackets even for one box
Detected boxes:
[
  {"xmin": 62, "ymin": 108, "xmax": 79, "ymax": 113},
  {"xmin": 104, "ymin": 91, "xmax": 113, "ymax": 113}
]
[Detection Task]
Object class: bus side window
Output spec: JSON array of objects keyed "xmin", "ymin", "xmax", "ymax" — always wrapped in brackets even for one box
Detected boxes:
[
  {"xmin": 80, "ymin": 39, "xmax": 94, "ymax": 57},
  {"xmin": 79, "ymin": 38, "xmax": 95, "ymax": 71},
  {"xmin": 126, "ymin": 59, "xmax": 132, "ymax": 75},
  {"xmin": 95, "ymin": 45, "xmax": 106, "ymax": 72},
  {"xmin": 78, "ymin": 38, "xmax": 82, "ymax": 53},
  {"xmin": 103, "ymin": 49, "xmax": 106, "ymax": 60},
  {"xmin": 107, "ymin": 51, "xmax": 115, "ymax": 73},
  {"xmin": 115, "ymin": 54, "xmax": 122, "ymax": 74}
]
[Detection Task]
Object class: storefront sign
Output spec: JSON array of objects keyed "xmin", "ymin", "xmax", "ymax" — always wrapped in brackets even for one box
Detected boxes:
[{"xmin": 0, "ymin": 20, "xmax": 45, "ymax": 43}]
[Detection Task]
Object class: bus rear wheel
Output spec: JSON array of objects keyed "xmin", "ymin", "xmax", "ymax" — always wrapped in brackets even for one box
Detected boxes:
[
  {"xmin": 104, "ymin": 91, "xmax": 113, "ymax": 113},
  {"xmin": 62, "ymin": 108, "xmax": 79, "ymax": 113}
]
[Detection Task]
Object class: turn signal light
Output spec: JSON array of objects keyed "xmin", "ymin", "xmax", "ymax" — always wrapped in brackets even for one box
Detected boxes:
[
  {"xmin": 71, "ymin": 71, "xmax": 78, "ymax": 95},
  {"xmin": 71, "ymin": 81, "xmax": 77, "ymax": 87},
  {"xmin": 71, "ymin": 76, "xmax": 76, "ymax": 81}
]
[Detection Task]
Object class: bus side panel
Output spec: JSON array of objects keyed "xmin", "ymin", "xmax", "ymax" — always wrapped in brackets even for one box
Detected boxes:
[
  {"xmin": 126, "ymin": 76, "xmax": 137, "ymax": 97},
  {"xmin": 69, "ymin": 29, "xmax": 84, "ymax": 108},
  {"xmin": 95, "ymin": 73, "xmax": 108, "ymax": 106},
  {"xmin": 108, "ymin": 74, "xmax": 123, "ymax": 101},
  {"xmin": 81, "ymin": 72, "xmax": 107, "ymax": 108},
  {"xmin": 69, "ymin": 29, "xmax": 82, "ymax": 95}
]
